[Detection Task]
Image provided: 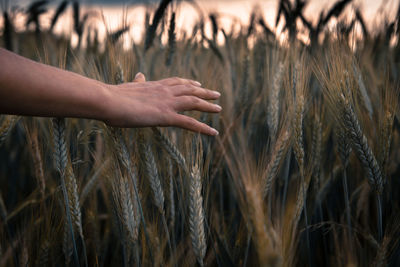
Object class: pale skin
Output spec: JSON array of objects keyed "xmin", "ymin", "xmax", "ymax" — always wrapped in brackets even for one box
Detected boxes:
[{"xmin": 0, "ymin": 48, "xmax": 221, "ymax": 135}]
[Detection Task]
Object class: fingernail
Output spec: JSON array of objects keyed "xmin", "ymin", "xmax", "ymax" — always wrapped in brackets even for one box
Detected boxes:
[
  {"xmin": 213, "ymin": 91, "xmax": 221, "ymax": 97},
  {"xmin": 214, "ymin": 104, "xmax": 222, "ymax": 111},
  {"xmin": 210, "ymin": 128, "xmax": 219, "ymax": 136},
  {"xmin": 194, "ymin": 81, "xmax": 202, "ymax": 87}
]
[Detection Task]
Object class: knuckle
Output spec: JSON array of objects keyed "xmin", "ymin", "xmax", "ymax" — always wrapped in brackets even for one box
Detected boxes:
[
  {"xmin": 159, "ymin": 86, "xmax": 169, "ymax": 94},
  {"xmin": 191, "ymin": 96, "xmax": 200, "ymax": 104},
  {"xmin": 185, "ymin": 117, "xmax": 197, "ymax": 127},
  {"xmin": 177, "ymin": 85, "xmax": 188, "ymax": 92},
  {"xmin": 162, "ymin": 112, "xmax": 174, "ymax": 126},
  {"xmin": 190, "ymin": 86, "xmax": 199, "ymax": 94},
  {"xmin": 181, "ymin": 95, "xmax": 191, "ymax": 103}
]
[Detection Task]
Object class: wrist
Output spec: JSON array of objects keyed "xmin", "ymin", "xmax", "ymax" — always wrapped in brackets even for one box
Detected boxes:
[{"xmin": 95, "ymin": 83, "xmax": 115, "ymax": 124}]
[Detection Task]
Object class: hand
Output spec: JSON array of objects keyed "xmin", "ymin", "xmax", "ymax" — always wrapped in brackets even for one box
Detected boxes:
[{"xmin": 102, "ymin": 73, "xmax": 221, "ymax": 136}]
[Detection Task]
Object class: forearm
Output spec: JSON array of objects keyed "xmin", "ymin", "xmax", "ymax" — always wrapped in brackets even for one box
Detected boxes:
[
  {"xmin": 0, "ymin": 48, "xmax": 108, "ymax": 120},
  {"xmin": 0, "ymin": 48, "xmax": 221, "ymax": 135}
]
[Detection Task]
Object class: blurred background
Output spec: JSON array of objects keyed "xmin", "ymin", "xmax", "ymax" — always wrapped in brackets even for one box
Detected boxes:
[{"xmin": 2, "ymin": 0, "xmax": 400, "ymax": 47}]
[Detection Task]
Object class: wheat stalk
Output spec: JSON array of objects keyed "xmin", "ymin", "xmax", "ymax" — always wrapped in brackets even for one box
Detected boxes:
[
  {"xmin": 167, "ymin": 158, "xmax": 175, "ymax": 227},
  {"xmin": 336, "ymin": 126, "xmax": 352, "ymax": 168},
  {"xmin": 52, "ymin": 118, "xmax": 82, "ymax": 266},
  {"xmin": 26, "ymin": 127, "xmax": 46, "ymax": 199},
  {"xmin": 378, "ymin": 111, "xmax": 394, "ymax": 176},
  {"xmin": 36, "ymin": 240, "xmax": 50, "ymax": 267},
  {"xmin": 189, "ymin": 165, "xmax": 206, "ymax": 267},
  {"xmin": 152, "ymin": 127, "xmax": 187, "ymax": 172},
  {"xmin": 262, "ymin": 129, "xmax": 291, "ymax": 198},
  {"xmin": 115, "ymin": 168, "xmax": 139, "ymax": 244},
  {"xmin": 335, "ymin": 125, "xmax": 354, "ymax": 251},
  {"xmin": 63, "ymin": 216, "xmax": 73, "ymax": 265},
  {"xmin": 166, "ymin": 12, "xmax": 176, "ymax": 66},
  {"xmin": 293, "ymin": 93, "xmax": 305, "ymax": 173},
  {"xmin": 141, "ymin": 138, "xmax": 165, "ymax": 212},
  {"xmin": 353, "ymin": 63, "xmax": 373, "ymax": 118},
  {"xmin": 80, "ymin": 160, "xmax": 109, "ymax": 204},
  {"xmin": 65, "ymin": 164, "xmax": 84, "ymax": 238},
  {"xmin": 311, "ymin": 112, "xmax": 322, "ymax": 191},
  {"xmin": 340, "ymin": 94, "xmax": 384, "ymax": 240},
  {"xmin": 341, "ymin": 95, "xmax": 383, "ymax": 194},
  {"xmin": 145, "ymin": 0, "xmax": 173, "ymax": 51},
  {"xmin": 267, "ymin": 62, "xmax": 284, "ymax": 140}
]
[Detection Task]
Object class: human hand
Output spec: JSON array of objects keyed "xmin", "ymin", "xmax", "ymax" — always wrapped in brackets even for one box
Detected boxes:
[{"xmin": 102, "ymin": 73, "xmax": 221, "ymax": 136}]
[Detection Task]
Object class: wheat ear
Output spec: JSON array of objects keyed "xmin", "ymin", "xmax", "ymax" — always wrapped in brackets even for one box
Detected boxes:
[
  {"xmin": 311, "ymin": 113, "xmax": 322, "ymax": 191},
  {"xmin": 189, "ymin": 165, "xmax": 207, "ymax": 267},
  {"xmin": 26, "ymin": 128, "xmax": 46, "ymax": 199},
  {"xmin": 262, "ymin": 130, "xmax": 291, "ymax": 198},
  {"xmin": 293, "ymin": 93, "xmax": 305, "ymax": 173},
  {"xmin": 267, "ymin": 62, "xmax": 284, "ymax": 140},
  {"xmin": 52, "ymin": 118, "xmax": 80, "ymax": 266},
  {"xmin": 152, "ymin": 127, "xmax": 188, "ymax": 172},
  {"xmin": 141, "ymin": 137, "xmax": 165, "ymax": 212},
  {"xmin": 341, "ymin": 95, "xmax": 383, "ymax": 193},
  {"xmin": 341, "ymin": 95, "xmax": 383, "ymax": 240}
]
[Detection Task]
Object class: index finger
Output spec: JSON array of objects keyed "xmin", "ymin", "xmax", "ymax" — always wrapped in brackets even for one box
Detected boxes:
[{"xmin": 159, "ymin": 77, "xmax": 202, "ymax": 87}]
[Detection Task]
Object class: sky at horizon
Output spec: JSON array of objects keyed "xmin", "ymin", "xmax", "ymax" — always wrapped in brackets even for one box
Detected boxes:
[{"xmin": 3, "ymin": 0, "xmax": 400, "ymax": 48}]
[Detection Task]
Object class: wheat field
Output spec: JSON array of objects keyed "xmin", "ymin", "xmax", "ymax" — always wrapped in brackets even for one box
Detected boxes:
[{"xmin": 1, "ymin": 0, "xmax": 400, "ymax": 266}]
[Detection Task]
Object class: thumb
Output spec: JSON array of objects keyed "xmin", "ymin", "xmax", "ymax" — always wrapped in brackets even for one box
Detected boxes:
[{"xmin": 133, "ymin": 72, "xmax": 146, "ymax": 83}]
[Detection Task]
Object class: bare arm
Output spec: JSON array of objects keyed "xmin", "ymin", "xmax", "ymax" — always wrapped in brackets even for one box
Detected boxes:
[{"xmin": 0, "ymin": 48, "xmax": 221, "ymax": 135}]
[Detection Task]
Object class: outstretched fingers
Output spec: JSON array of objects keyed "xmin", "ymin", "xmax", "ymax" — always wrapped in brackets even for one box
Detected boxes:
[
  {"xmin": 160, "ymin": 77, "xmax": 202, "ymax": 87},
  {"xmin": 130, "ymin": 73, "xmax": 221, "ymax": 136},
  {"xmin": 175, "ymin": 96, "xmax": 222, "ymax": 113},
  {"xmin": 174, "ymin": 85, "xmax": 220, "ymax": 100},
  {"xmin": 172, "ymin": 114, "xmax": 219, "ymax": 136}
]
